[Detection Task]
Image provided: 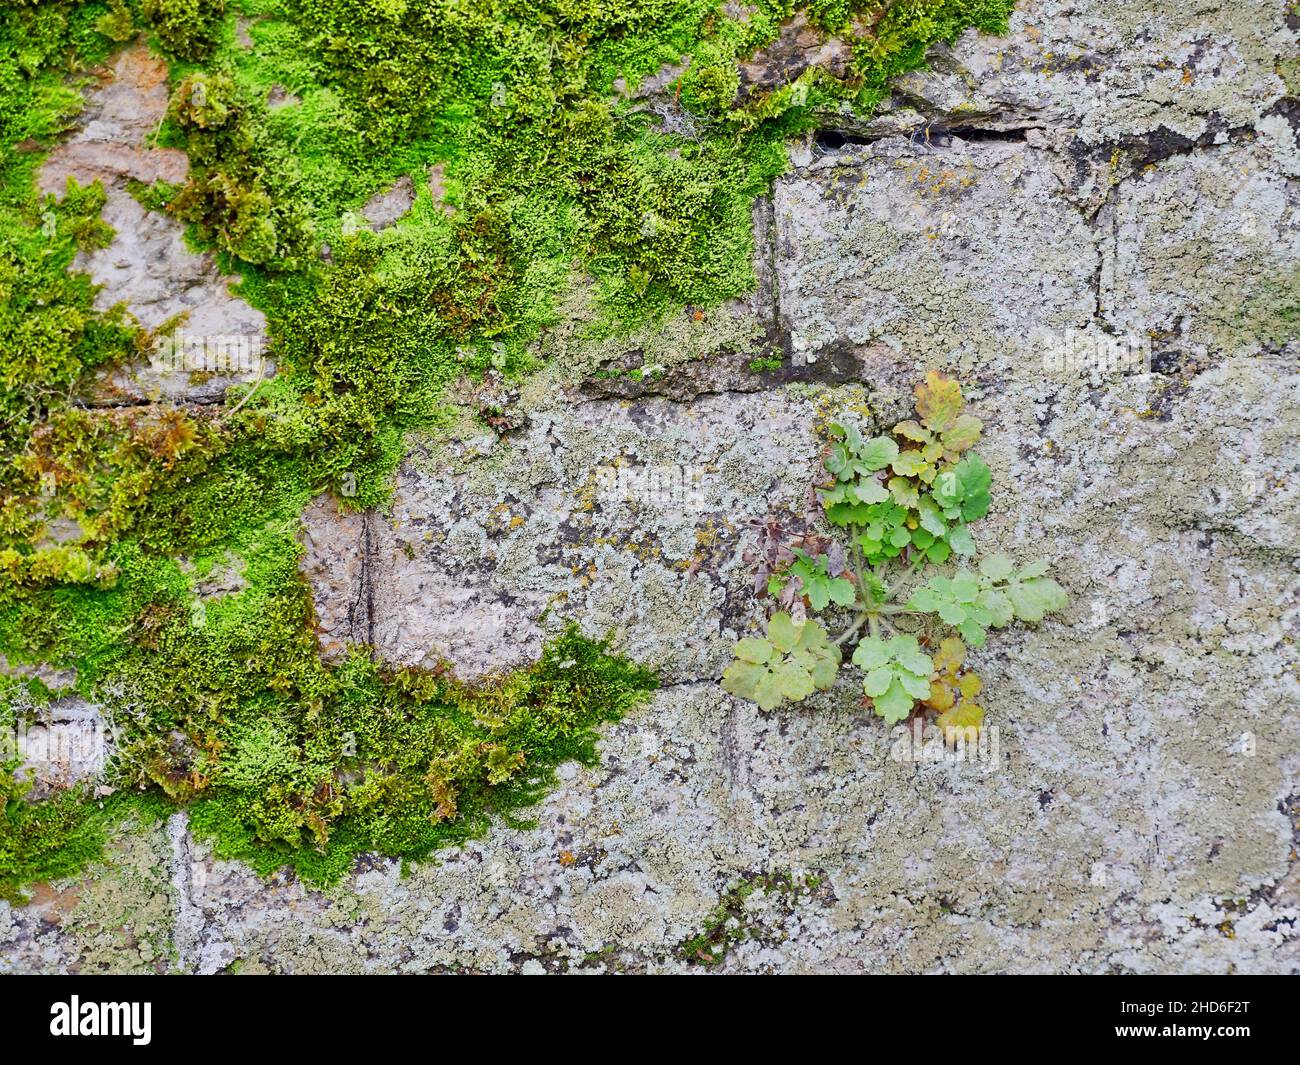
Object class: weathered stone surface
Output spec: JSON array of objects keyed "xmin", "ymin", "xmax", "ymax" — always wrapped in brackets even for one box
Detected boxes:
[
  {"xmin": 38, "ymin": 43, "xmax": 269, "ymax": 406},
  {"xmin": 6, "ymin": 697, "xmax": 109, "ymax": 802},
  {"xmin": 840, "ymin": 0, "xmax": 1292, "ymax": 145},
  {"xmin": 360, "ymin": 174, "xmax": 416, "ymax": 230},
  {"xmin": 298, "ymin": 496, "xmax": 371, "ymax": 659},
  {"xmin": 369, "ymin": 389, "xmax": 828, "ymax": 681},
  {"xmin": 4, "ymin": 0, "xmax": 1298, "ymax": 974},
  {"xmin": 738, "ymin": 11, "xmax": 855, "ymax": 96}
]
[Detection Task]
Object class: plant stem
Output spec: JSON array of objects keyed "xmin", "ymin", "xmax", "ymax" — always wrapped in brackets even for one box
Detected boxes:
[{"xmin": 833, "ymin": 612, "xmax": 869, "ymax": 646}]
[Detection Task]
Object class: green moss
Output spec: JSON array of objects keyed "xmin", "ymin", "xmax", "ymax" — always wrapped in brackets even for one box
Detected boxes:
[
  {"xmin": 0, "ymin": 782, "xmax": 109, "ymax": 904},
  {"xmin": 0, "ymin": 604, "xmax": 656, "ymax": 899},
  {"xmin": 142, "ymin": 0, "xmax": 227, "ymax": 61},
  {"xmin": 0, "ymin": 0, "xmax": 1012, "ymax": 896}
]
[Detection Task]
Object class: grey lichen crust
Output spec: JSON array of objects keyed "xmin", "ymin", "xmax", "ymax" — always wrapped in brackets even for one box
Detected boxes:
[{"xmin": 3, "ymin": 0, "xmax": 1298, "ymax": 973}]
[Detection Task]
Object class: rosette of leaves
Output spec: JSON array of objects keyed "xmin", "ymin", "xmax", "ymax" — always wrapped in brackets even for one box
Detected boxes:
[
  {"xmin": 725, "ymin": 372, "xmax": 1067, "ymax": 727},
  {"xmin": 907, "ymin": 554, "xmax": 1067, "ymax": 646},
  {"xmin": 722, "ymin": 613, "xmax": 841, "ymax": 711},
  {"xmin": 924, "ymin": 636, "xmax": 985, "ymax": 742},
  {"xmin": 821, "ymin": 425, "xmax": 915, "ymax": 564},
  {"xmin": 851, "ymin": 634, "xmax": 934, "ymax": 723}
]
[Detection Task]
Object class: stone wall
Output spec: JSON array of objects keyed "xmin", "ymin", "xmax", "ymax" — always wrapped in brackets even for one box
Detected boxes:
[{"xmin": 2, "ymin": 0, "xmax": 1297, "ymax": 973}]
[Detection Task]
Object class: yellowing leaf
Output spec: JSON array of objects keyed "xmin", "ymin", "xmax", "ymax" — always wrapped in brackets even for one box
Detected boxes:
[
  {"xmin": 891, "ymin": 449, "xmax": 928, "ymax": 477},
  {"xmin": 936, "ymin": 702, "xmax": 984, "ymax": 743},
  {"xmin": 768, "ymin": 612, "xmax": 800, "ymax": 652},
  {"xmin": 893, "ymin": 419, "xmax": 929, "ymax": 442},
  {"xmin": 941, "ymin": 413, "xmax": 982, "ymax": 454},
  {"xmin": 914, "ymin": 371, "xmax": 964, "ymax": 433},
  {"xmin": 932, "ymin": 636, "xmax": 966, "ymax": 673},
  {"xmin": 927, "ymin": 679, "xmax": 955, "ymax": 711}
]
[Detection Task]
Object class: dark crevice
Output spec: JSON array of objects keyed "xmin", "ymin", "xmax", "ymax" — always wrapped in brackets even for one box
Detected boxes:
[
  {"xmin": 350, "ymin": 509, "xmax": 376, "ymax": 655},
  {"xmin": 1263, "ymin": 95, "xmax": 1300, "ymax": 137},
  {"xmin": 812, "ymin": 121, "xmax": 1039, "ymax": 155},
  {"xmin": 82, "ymin": 393, "xmax": 226, "ymax": 410},
  {"xmin": 575, "ymin": 340, "xmax": 863, "ymax": 404},
  {"xmin": 812, "ymin": 128, "xmax": 873, "ymax": 151},
  {"xmin": 935, "ymin": 124, "xmax": 1034, "ymax": 143}
]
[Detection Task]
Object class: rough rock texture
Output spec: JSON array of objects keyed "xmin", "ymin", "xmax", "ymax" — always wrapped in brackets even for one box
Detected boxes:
[
  {"xmin": 361, "ymin": 391, "xmax": 831, "ymax": 681},
  {"xmin": 738, "ymin": 11, "xmax": 856, "ymax": 95},
  {"xmin": 38, "ymin": 43, "xmax": 269, "ymax": 405},
  {"xmin": 4, "ymin": 0, "xmax": 1299, "ymax": 973},
  {"xmin": 6, "ymin": 697, "xmax": 108, "ymax": 802},
  {"xmin": 298, "ymin": 496, "xmax": 372, "ymax": 659},
  {"xmin": 360, "ymin": 174, "xmax": 416, "ymax": 230}
]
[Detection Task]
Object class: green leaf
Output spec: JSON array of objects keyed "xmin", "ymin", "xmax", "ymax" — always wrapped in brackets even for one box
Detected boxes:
[
  {"xmin": 809, "ymin": 653, "xmax": 840, "ymax": 689},
  {"xmin": 850, "ymin": 479, "xmax": 890, "ymax": 505},
  {"xmin": 857, "ymin": 535, "xmax": 883, "ymax": 557},
  {"xmin": 888, "ymin": 477, "xmax": 919, "ymax": 507},
  {"xmin": 1007, "ymin": 577, "xmax": 1067, "ymax": 622},
  {"xmin": 931, "ymin": 469, "xmax": 963, "ymax": 508},
  {"xmin": 751, "ymin": 669, "xmax": 786, "ymax": 711},
  {"xmin": 862, "ymin": 665, "xmax": 894, "ymax": 698},
  {"xmin": 825, "ymin": 443, "xmax": 854, "ymax": 479},
  {"xmin": 777, "ymin": 662, "xmax": 815, "ymax": 701},
  {"xmin": 890, "ymin": 636, "xmax": 931, "ymax": 677},
  {"xmin": 852, "ymin": 636, "xmax": 890, "ymax": 670},
  {"xmin": 722, "ymin": 660, "xmax": 767, "ymax": 699},
  {"xmin": 830, "ymin": 421, "xmax": 863, "ymax": 452},
  {"xmin": 955, "ymin": 453, "xmax": 991, "ymax": 521},
  {"xmin": 825, "ymin": 502, "xmax": 872, "ymax": 526},
  {"xmin": 978, "ymin": 588, "xmax": 1014, "ymax": 627},
  {"xmin": 947, "ymin": 523, "xmax": 976, "ymax": 556},
  {"xmin": 827, "ymin": 577, "xmax": 856, "ymax": 607},
  {"xmin": 950, "ymin": 573, "xmax": 981, "ymax": 602},
  {"xmin": 734, "ymin": 637, "xmax": 771, "ymax": 664},
  {"xmin": 859, "ymin": 436, "xmax": 899, "ymax": 471},
  {"xmin": 874, "ymin": 678, "xmax": 914, "ymax": 724},
  {"xmin": 978, "ymin": 553, "xmax": 1014, "ymax": 582},
  {"xmin": 909, "ymin": 586, "xmax": 939, "ymax": 612},
  {"xmin": 898, "ymin": 670, "xmax": 932, "ymax": 699},
  {"xmin": 938, "ymin": 600, "xmax": 966, "ymax": 624},
  {"xmin": 917, "ymin": 496, "xmax": 947, "ymax": 536},
  {"xmin": 768, "ymin": 612, "xmax": 800, "ymax": 652},
  {"xmin": 860, "ymin": 571, "xmax": 889, "ymax": 606}
]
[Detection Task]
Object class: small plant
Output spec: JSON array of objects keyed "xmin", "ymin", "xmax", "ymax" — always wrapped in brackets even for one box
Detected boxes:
[
  {"xmin": 723, "ymin": 372, "xmax": 1066, "ymax": 734},
  {"xmin": 721, "ymin": 611, "xmax": 841, "ymax": 712}
]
